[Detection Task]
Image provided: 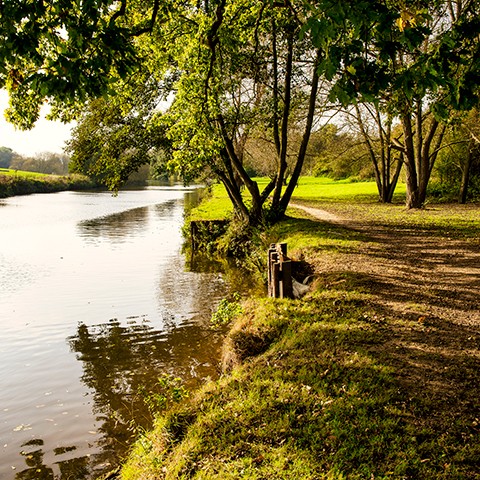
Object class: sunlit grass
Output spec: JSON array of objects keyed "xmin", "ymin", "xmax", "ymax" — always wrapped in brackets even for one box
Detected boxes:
[
  {"xmin": 292, "ymin": 176, "xmax": 406, "ymax": 203},
  {"xmin": 121, "ymin": 284, "xmax": 477, "ymax": 479},
  {"xmin": 119, "ymin": 176, "xmax": 480, "ymax": 480},
  {"xmin": 189, "ymin": 183, "xmax": 233, "ymax": 221},
  {"xmin": 190, "ymin": 177, "xmax": 409, "ymax": 222},
  {"xmin": 0, "ymin": 169, "xmax": 94, "ymax": 198},
  {"xmin": 0, "ymin": 168, "xmax": 55, "ymax": 178}
]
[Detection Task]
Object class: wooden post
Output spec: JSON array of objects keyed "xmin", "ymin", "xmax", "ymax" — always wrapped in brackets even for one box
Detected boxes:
[
  {"xmin": 280, "ymin": 259, "xmax": 293, "ymax": 299},
  {"xmin": 191, "ymin": 222, "xmax": 197, "ymax": 251},
  {"xmin": 272, "ymin": 261, "xmax": 281, "ymax": 298},
  {"xmin": 267, "ymin": 243, "xmax": 293, "ymax": 299},
  {"xmin": 268, "ymin": 245, "xmax": 278, "ymax": 297}
]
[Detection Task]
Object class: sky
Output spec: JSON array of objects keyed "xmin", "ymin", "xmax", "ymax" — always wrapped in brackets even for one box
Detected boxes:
[{"xmin": 0, "ymin": 90, "xmax": 74, "ymax": 157}]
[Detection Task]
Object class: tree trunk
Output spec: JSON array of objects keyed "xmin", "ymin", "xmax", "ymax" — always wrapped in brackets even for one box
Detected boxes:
[
  {"xmin": 401, "ymin": 108, "xmax": 445, "ymax": 209},
  {"xmin": 385, "ymin": 155, "xmax": 403, "ymax": 203},
  {"xmin": 458, "ymin": 146, "xmax": 473, "ymax": 204},
  {"xmin": 278, "ymin": 50, "xmax": 321, "ymax": 217},
  {"xmin": 401, "ymin": 112, "xmax": 423, "ymax": 208},
  {"xmin": 271, "ymin": 29, "xmax": 294, "ymax": 211}
]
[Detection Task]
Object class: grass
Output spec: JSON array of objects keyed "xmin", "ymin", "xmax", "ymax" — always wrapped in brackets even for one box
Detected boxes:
[
  {"xmin": 0, "ymin": 169, "xmax": 94, "ymax": 197},
  {"xmin": 189, "ymin": 177, "xmax": 478, "ymax": 239},
  {"xmin": 189, "ymin": 177, "xmax": 406, "ymax": 221},
  {"xmin": 292, "ymin": 176, "xmax": 406, "ymax": 204},
  {"xmin": 118, "ymin": 177, "xmax": 480, "ymax": 480},
  {"xmin": 121, "ymin": 289, "xmax": 478, "ymax": 479},
  {"xmin": 189, "ymin": 184, "xmax": 234, "ymax": 221},
  {"xmin": 0, "ymin": 168, "xmax": 55, "ymax": 178},
  {"xmin": 122, "ymin": 292, "xmax": 406, "ymax": 479}
]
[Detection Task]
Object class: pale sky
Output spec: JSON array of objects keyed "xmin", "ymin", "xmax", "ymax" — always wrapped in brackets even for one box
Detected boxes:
[{"xmin": 0, "ymin": 90, "xmax": 74, "ymax": 157}]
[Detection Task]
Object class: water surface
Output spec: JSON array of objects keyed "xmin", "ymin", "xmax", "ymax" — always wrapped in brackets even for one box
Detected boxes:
[{"xmin": 0, "ymin": 187, "xmax": 231, "ymax": 479}]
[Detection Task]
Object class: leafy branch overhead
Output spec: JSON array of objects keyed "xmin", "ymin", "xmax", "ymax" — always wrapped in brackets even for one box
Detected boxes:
[
  {"xmin": 0, "ymin": 0, "xmax": 161, "ymax": 128},
  {"xmin": 2, "ymin": 0, "xmax": 480, "ymax": 213}
]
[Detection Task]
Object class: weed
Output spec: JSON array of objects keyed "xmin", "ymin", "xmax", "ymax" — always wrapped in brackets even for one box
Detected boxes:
[
  {"xmin": 211, "ymin": 293, "xmax": 243, "ymax": 327},
  {"xmin": 137, "ymin": 374, "xmax": 188, "ymax": 418}
]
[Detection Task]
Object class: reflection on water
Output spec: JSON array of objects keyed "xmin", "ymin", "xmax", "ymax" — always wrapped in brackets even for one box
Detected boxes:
[
  {"xmin": 66, "ymin": 314, "xmax": 227, "ymax": 471},
  {"xmin": 15, "ymin": 439, "xmax": 89, "ymax": 480},
  {"xmin": 0, "ymin": 187, "xmax": 240, "ymax": 480},
  {"xmin": 77, "ymin": 200, "xmax": 178, "ymax": 242}
]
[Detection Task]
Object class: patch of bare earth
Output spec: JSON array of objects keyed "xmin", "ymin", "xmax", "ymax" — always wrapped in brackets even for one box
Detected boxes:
[{"xmin": 294, "ymin": 203, "xmax": 480, "ymax": 470}]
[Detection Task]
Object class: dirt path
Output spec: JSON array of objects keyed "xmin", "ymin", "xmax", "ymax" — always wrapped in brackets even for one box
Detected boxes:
[{"xmin": 293, "ymin": 203, "xmax": 480, "ymax": 444}]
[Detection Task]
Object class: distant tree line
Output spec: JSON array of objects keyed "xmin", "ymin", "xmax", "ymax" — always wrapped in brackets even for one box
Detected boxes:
[{"xmin": 0, "ymin": 146, "xmax": 71, "ymax": 176}]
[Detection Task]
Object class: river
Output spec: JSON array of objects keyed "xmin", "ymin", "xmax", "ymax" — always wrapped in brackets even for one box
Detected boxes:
[{"xmin": 0, "ymin": 187, "xmax": 234, "ymax": 479}]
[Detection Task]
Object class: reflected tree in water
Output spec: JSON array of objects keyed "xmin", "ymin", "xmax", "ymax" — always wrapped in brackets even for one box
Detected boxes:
[
  {"xmin": 15, "ymin": 440, "xmax": 90, "ymax": 480},
  {"xmin": 67, "ymin": 313, "xmax": 227, "ymax": 463}
]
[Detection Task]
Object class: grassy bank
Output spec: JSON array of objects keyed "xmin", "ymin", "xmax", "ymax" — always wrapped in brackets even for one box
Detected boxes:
[
  {"xmin": 119, "ymin": 178, "xmax": 479, "ymax": 479},
  {"xmin": 0, "ymin": 168, "xmax": 95, "ymax": 197},
  {"xmin": 189, "ymin": 177, "xmax": 406, "ymax": 221}
]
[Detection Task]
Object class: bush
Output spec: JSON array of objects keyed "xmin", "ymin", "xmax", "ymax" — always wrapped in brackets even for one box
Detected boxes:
[{"xmin": 0, "ymin": 172, "xmax": 95, "ymax": 198}]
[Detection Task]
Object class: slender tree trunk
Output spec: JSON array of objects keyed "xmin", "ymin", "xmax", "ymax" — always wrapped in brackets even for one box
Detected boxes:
[
  {"xmin": 278, "ymin": 49, "xmax": 321, "ymax": 215},
  {"xmin": 271, "ymin": 30, "xmax": 294, "ymax": 211},
  {"xmin": 217, "ymin": 114, "xmax": 263, "ymax": 223},
  {"xmin": 402, "ymin": 108, "xmax": 446, "ymax": 208},
  {"xmin": 215, "ymin": 150, "xmax": 250, "ymax": 222},
  {"xmin": 355, "ymin": 104, "xmax": 383, "ymax": 200},
  {"xmin": 402, "ymin": 112, "xmax": 422, "ymax": 208},
  {"xmin": 386, "ymin": 155, "xmax": 404, "ymax": 203},
  {"xmin": 459, "ymin": 145, "xmax": 473, "ymax": 204}
]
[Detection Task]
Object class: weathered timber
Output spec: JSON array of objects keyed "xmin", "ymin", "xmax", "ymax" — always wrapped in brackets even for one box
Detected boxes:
[{"xmin": 268, "ymin": 243, "xmax": 294, "ymax": 299}]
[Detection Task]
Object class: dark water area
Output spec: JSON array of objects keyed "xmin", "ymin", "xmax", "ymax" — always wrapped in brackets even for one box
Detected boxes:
[{"xmin": 0, "ymin": 187, "xmax": 239, "ymax": 479}]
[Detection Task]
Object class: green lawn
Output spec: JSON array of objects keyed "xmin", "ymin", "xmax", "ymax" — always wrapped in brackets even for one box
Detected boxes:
[
  {"xmin": 190, "ymin": 177, "xmax": 406, "ymax": 221},
  {"xmin": 118, "ymin": 176, "xmax": 479, "ymax": 480},
  {"xmin": 0, "ymin": 168, "xmax": 57, "ymax": 178}
]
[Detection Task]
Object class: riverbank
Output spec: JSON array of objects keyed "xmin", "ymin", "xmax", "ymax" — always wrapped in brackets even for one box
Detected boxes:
[
  {"xmin": 0, "ymin": 169, "xmax": 95, "ymax": 197},
  {"xmin": 119, "ymin": 179, "xmax": 480, "ymax": 479}
]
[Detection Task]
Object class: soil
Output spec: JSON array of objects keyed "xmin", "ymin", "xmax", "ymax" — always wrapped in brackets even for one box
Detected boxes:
[{"xmin": 292, "ymin": 203, "xmax": 480, "ymax": 458}]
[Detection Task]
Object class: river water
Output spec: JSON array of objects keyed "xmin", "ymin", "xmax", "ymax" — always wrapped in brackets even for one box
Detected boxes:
[{"xmin": 0, "ymin": 187, "xmax": 234, "ymax": 479}]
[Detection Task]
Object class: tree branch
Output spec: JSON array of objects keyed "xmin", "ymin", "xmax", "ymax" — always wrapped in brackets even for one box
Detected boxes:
[{"xmin": 132, "ymin": 0, "xmax": 161, "ymax": 36}]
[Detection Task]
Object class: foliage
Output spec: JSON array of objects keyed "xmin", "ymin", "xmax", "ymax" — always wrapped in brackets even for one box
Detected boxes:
[
  {"xmin": 138, "ymin": 374, "xmax": 188, "ymax": 418},
  {"xmin": 304, "ymin": 0, "xmax": 480, "ymax": 113},
  {"xmin": 156, "ymin": 0, "xmax": 326, "ymax": 225},
  {"xmin": 430, "ymin": 109, "xmax": 480, "ymax": 202},
  {"xmin": 0, "ymin": 146, "xmax": 14, "ymax": 168},
  {"xmin": 0, "ymin": 170, "xmax": 94, "ymax": 198},
  {"xmin": 308, "ymin": 125, "xmax": 373, "ymax": 180},
  {"xmin": 66, "ymin": 71, "xmax": 171, "ymax": 190},
  {"xmin": 10, "ymin": 151, "xmax": 71, "ymax": 175},
  {"xmin": 0, "ymin": 0, "xmax": 147, "ymax": 128},
  {"xmin": 304, "ymin": 0, "xmax": 480, "ymax": 208},
  {"xmin": 210, "ymin": 292, "xmax": 243, "ymax": 327},
  {"xmin": 5, "ymin": 0, "xmax": 478, "ymax": 213}
]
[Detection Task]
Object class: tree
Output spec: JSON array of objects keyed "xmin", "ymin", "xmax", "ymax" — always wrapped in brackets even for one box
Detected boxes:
[
  {"xmin": 351, "ymin": 104, "xmax": 403, "ymax": 203},
  {"xmin": 0, "ymin": 0, "xmax": 154, "ymax": 128},
  {"xmin": 2, "ymin": 0, "xmax": 326, "ymax": 226},
  {"xmin": 0, "ymin": 146, "xmax": 14, "ymax": 168},
  {"xmin": 155, "ymin": 0, "xmax": 325, "ymax": 225},
  {"xmin": 9, "ymin": 151, "xmax": 71, "ymax": 175},
  {"xmin": 304, "ymin": 0, "xmax": 480, "ymax": 208},
  {"xmin": 306, "ymin": 124, "xmax": 372, "ymax": 180},
  {"xmin": 67, "ymin": 72, "xmax": 171, "ymax": 189},
  {"xmin": 5, "ymin": 0, "xmax": 479, "ymax": 214},
  {"xmin": 433, "ymin": 108, "xmax": 480, "ymax": 203}
]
